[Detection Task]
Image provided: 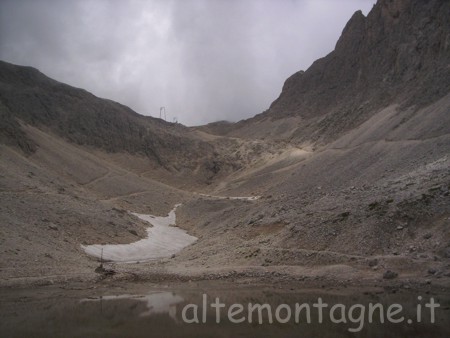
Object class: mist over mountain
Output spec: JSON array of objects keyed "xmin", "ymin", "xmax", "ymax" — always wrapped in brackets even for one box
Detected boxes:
[{"xmin": 0, "ymin": 0, "xmax": 376, "ymax": 126}]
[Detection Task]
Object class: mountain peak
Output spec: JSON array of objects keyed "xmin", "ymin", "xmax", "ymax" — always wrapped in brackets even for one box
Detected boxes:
[
  {"xmin": 240, "ymin": 0, "xmax": 450, "ymax": 144},
  {"xmin": 335, "ymin": 10, "xmax": 366, "ymax": 53}
]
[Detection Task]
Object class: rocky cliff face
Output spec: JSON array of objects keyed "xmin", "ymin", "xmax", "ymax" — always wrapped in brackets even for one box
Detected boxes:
[{"xmin": 228, "ymin": 0, "xmax": 450, "ymax": 144}]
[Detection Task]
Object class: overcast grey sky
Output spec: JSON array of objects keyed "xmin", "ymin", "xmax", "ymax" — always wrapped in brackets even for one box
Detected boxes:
[{"xmin": 0, "ymin": 0, "xmax": 375, "ymax": 126}]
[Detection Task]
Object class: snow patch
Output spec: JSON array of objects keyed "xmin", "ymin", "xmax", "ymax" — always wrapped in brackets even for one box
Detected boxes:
[{"xmin": 81, "ymin": 204, "xmax": 197, "ymax": 263}]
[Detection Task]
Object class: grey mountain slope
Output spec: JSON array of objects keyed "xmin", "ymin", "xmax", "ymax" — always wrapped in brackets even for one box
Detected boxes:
[
  {"xmin": 203, "ymin": 0, "xmax": 450, "ymax": 145},
  {"xmin": 0, "ymin": 60, "xmax": 283, "ymax": 187},
  {"xmin": 0, "ymin": 60, "xmax": 209, "ymax": 162},
  {"xmin": 0, "ymin": 0, "xmax": 449, "ymax": 287}
]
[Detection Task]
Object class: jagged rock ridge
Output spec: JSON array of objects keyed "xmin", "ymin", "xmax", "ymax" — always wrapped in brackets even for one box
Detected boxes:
[{"xmin": 220, "ymin": 0, "xmax": 450, "ymax": 144}]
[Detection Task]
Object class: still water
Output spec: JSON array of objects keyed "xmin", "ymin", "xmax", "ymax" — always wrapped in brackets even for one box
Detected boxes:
[{"xmin": 1, "ymin": 284, "xmax": 449, "ymax": 337}]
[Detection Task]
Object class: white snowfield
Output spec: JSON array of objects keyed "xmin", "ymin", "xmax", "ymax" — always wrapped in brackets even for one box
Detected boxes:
[
  {"xmin": 81, "ymin": 204, "xmax": 197, "ymax": 263},
  {"xmin": 198, "ymin": 193, "xmax": 260, "ymax": 201}
]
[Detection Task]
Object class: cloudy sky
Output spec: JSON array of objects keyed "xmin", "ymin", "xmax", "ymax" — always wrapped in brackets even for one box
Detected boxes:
[{"xmin": 0, "ymin": 0, "xmax": 375, "ymax": 126}]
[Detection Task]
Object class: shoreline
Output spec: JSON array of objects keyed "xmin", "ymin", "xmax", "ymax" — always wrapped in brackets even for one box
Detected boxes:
[{"xmin": 2, "ymin": 264, "xmax": 449, "ymax": 294}]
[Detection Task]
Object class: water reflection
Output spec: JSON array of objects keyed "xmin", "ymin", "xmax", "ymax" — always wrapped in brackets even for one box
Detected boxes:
[
  {"xmin": 1, "ymin": 286, "xmax": 449, "ymax": 338},
  {"xmin": 80, "ymin": 292, "xmax": 184, "ymax": 321}
]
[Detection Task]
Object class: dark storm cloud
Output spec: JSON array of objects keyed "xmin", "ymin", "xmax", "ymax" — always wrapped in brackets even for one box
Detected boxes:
[{"xmin": 0, "ymin": 0, "xmax": 375, "ymax": 126}]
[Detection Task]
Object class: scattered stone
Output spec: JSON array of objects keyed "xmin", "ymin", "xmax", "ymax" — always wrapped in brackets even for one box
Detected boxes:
[
  {"xmin": 443, "ymin": 248, "xmax": 450, "ymax": 258},
  {"xmin": 368, "ymin": 258, "xmax": 378, "ymax": 267},
  {"xmin": 396, "ymin": 226, "xmax": 404, "ymax": 230},
  {"xmin": 128, "ymin": 229, "xmax": 138, "ymax": 236},
  {"xmin": 427, "ymin": 268, "xmax": 437, "ymax": 275},
  {"xmin": 368, "ymin": 201, "xmax": 382, "ymax": 210},
  {"xmin": 113, "ymin": 207, "xmax": 126, "ymax": 214},
  {"xmin": 423, "ymin": 233, "xmax": 432, "ymax": 239},
  {"xmin": 337, "ymin": 211, "xmax": 350, "ymax": 221},
  {"xmin": 95, "ymin": 264, "xmax": 115, "ymax": 276},
  {"xmin": 48, "ymin": 224, "xmax": 58, "ymax": 231},
  {"xmin": 383, "ymin": 270, "xmax": 398, "ymax": 279}
]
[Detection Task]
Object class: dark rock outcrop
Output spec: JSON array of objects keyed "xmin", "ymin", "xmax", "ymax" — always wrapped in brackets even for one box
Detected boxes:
[{"xmin": 227, "ymin": 0, "xmax": 450, "ymax": 144}]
